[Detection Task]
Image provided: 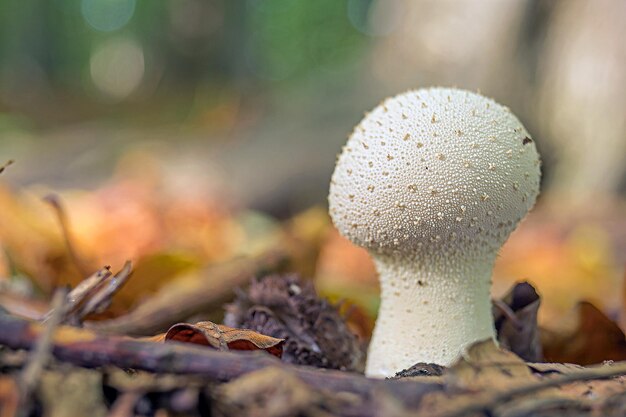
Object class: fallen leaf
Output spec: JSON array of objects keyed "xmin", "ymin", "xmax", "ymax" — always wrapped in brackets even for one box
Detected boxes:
[
  {"xmin": 600, "ymin": 386, "xmax": 626, "ymax": 416},
  {"xmin": 416, "ymin": 341, "xmax": 546, "ymax": 416},
  {"xmin": 444, "ymin": 340, "xmax": 535, "ymax": 391},
  {"xmin": 214, "ymin": 367, "xmax": 319, "ymax": 417},
  {"xmin": 38, "ymin": 369, "xmax": 107, "ymax": 417},
  {"xmin": 417, "ymin": 340, "xmax": 621, "ymax": 417},
  {"xmin": 106, "ymin": 252, "xmax": 200, "ymax": 314},
  {"xmin": 494, "ymin": 281, "xmax": 543, "ymax": 362},
  {"xmin": 164, "ymin": 321, "xmax": 284, "ymax": 358},
  {"xmin": 542, "ymin": 301, "xmax": 626, "ymax": 365},
  {"xmin": 494, "ymin": 210, "xmax": 624, "ymax": 326}
]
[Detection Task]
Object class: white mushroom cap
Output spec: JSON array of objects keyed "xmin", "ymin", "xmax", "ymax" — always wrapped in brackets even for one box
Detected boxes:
[
  {"xmin": 330, "ymin": 88, "xmax": 540, "ymax": 256},
  {"xmin": 328, "ymin": 87, "xmax": 541, "ymax": 376}
]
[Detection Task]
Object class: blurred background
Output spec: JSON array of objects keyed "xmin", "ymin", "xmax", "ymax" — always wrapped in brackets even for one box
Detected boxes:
[{"xmin": 0, "ymin": 0, "xmax": 625, "ymax": 346}]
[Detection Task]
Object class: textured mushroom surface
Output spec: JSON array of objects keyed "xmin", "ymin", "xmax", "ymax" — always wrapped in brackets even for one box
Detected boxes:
[{"xmin": 328, "ymin": 87, "xmax": 541, "ymax": 377}]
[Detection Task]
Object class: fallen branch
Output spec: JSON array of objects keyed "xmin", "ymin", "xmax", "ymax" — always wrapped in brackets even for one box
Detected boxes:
[
  {"xmin": 0, "ymin": 311, "xmax": 443, "ymax": 405},
  {"xmin": 3, "ymin": 311, "xmax": 626, "ymax": 415}
]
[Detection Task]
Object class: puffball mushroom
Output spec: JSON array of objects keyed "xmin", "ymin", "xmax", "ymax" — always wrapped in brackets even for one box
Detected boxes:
[{"xmin": 328, "ymin": 88, "xmax": 541, "ymax": 377}]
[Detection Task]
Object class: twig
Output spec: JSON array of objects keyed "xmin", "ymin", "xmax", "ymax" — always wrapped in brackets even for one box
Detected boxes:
[
  {"xmin": 43, "ymin": 193, "xmax": 91, "ymax": 277},
  {"xmin": 43, "ymin": 266, "xmax": 111, "ymax": 323},
  {"xmin": 65, "ymin": 266, "xmax": 112, "ymax": 311},
  {"xmin": 75, "ymin": 261, "xmax": 132, "ymax": 319},
  {"xmin": 42, "ymin": 263, "xmax": 131, "ymax": 325},
  {"xmin": 18, "ymin": 289, "xmax": 67, "ymax": 415},
  {"xmin": 0, "ymin": 159, "xmax": 14, "ymax": 175}
]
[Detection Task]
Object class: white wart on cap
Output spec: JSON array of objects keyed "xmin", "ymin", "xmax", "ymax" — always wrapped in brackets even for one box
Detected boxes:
[{"xmin": 328, "ymin": 87, "xmax": 541, "ymax": 377}]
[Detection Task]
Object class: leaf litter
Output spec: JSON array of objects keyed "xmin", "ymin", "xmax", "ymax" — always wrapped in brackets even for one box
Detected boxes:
[{"xmin": 0, "ymin": 162, "xmax": 626, "ymax": 416}]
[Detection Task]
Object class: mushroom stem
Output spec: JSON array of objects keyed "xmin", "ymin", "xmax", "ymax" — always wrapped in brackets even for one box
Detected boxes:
[{"xmin": 366, "ymin": 252, "xmax": 496, "ymax": 377}]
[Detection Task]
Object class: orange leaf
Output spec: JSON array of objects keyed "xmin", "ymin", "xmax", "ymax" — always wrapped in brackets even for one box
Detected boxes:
[
  {"xmin": 164, "ymin": 321, "xmax": 284, "ymax": 358},
  {"xmin": 542, "ymin": 301, "xmax": 626, "ymax": 365}
]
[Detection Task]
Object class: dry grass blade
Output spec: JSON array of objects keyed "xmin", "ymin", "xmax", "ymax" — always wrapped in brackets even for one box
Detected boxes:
[{"xmin": 43, "ymin": 193, "xmax": 90, "ymax": 277}]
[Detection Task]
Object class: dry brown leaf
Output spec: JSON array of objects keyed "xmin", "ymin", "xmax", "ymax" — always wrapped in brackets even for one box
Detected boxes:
[
  {"xmin": 38, "ymin": 369, "xmax": 107, "ymax": 417},
  {"xmin": 163, "ymin": 321, "xmax": 284, "ymax": 358},
  {"xmin": 417, "ymin": 341, "xmax": 626, "ymax": 417},
  {"xmin": 494, "ymin": 281, "xmax": 542, "ymax": 362},
  {"xmin": 97, "ymin": 252, "xmax": 199, "ymax": 316},
  {"xmin": 214, "ymin": 366, "xmax": 365, "ymax": 417},
  {"xmin": 214, "ymin": 367, "xmax": 319, "ymax": 417},
  {"xmin": 557, "ymin": 376, "xmax": 626, "ymax": 400},
  {"xmin": 444, "ymin": 340, "xmax": 535, "ymax": 392},
  {"xmin": 418, "ymin": 340, "xmax": 550, "ymax": 416},
  {"xmin": 542, "ymin": 301, "xmax": 626, "ymax": 365},
  {"xmin": 601, "ymin": 387, "xmax": 626, "ymax": 416},
  {"xmin": 493, "ymin": 210, "xmax": 624, "ymax": 326}
]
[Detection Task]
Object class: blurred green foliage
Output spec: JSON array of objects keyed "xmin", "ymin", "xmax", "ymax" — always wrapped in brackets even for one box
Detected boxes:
[
  {"xmin": 248, "ymin": 0, "xmax": 367, "ymax": 80},
  {"xmin": 0, "ymin": 0, "xmax": 369, "ymax": 103}
]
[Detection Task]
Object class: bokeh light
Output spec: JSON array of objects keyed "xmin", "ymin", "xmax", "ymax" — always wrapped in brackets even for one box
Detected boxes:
[
  {"xmin": 81, "ymin": 0, "xmax": 136, "ymax": 32},
  {"xmin": 89, "ymin": 36, "xmax": 145, "ymax": 100},
  {"xmin": 347, "ymin": 0, "xmax": 403, "ymax": 37}
]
